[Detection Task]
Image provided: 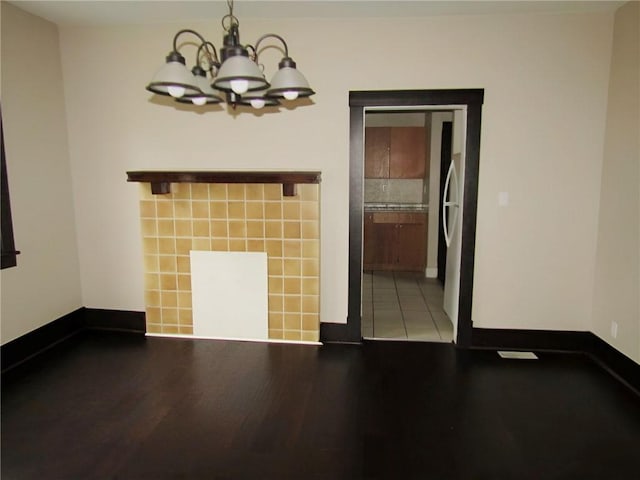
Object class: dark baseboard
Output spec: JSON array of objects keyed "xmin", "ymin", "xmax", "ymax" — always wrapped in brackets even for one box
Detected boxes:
[
  {"xmin": 471, "ymin": 328, "xmax": 593, "ymax": 352},
  {"xmin": 586, "ymin": 333, "xmax": 640, "ymax": 395},
  {"xmin": 471, "ymin": 327, "xmax": 639, "ymax": 395},
  {"xmin": 1, "ymin": 307, "xmax": 146, "ymax": 373},
  {"xmin": 1, "ymin": 308, "xmax": 85, "ymax": 372},
  {"xmin": 320, "ymin": 320, "xmax": 361, "ymax": 344},
  {"xmin": 83, "ymin": 308, "xmax": 146, "ymax": 333}
]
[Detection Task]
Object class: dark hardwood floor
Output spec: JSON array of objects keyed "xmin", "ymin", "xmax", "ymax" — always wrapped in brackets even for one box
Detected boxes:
[{"xmin": 2, "ymin": 331, "xmax": 639, "ymax": 479}]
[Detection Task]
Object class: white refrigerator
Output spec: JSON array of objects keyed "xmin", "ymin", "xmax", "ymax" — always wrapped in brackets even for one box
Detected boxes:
[{"xmin": 442, "ymin": 108, "xmax": 466, "ymax": 342}]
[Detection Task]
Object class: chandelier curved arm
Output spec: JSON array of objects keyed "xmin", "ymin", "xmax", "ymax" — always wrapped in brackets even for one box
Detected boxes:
[
  {"xmin": 197, "ymin": 41, "xmax": 221, "ymax": 70},
  {"xmin": 172, "ymin": 29, "xmax": 207, "ymax": 52},
  {"xmin": 172, "ymin": 29, "xmax": 220, "ymax": 70},
  {"xmin": 254, "ymin": 33, "xmax": 289, "ymax": 60},
  {"xmin": 245, "ymin": 44, "xmax": 257, "ymax": 62}
]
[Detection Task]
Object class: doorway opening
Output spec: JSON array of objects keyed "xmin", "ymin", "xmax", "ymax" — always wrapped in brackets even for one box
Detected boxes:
[
  {"xmin": 363, "ymin": 271, "xmax": 451, "ymax": 341},
  {"xmin": 362, "ymin": 109, "xmax": 460, "ymax": 342},
  {"xmin": 341, "ymin": 89, "xmax": 484, "ymax": 347}
]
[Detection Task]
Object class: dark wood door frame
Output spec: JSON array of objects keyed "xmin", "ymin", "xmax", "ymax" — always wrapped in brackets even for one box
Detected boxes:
[{"xmin": 320, "ymin": 89, "xmax": 484, "ymax": 346}]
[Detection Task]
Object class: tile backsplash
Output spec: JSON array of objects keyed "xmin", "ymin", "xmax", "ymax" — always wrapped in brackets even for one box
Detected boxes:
[
  {"xmin": 137, "ymin": 182, "xmax": 320, "ymax": 342},
  {"xmin": 364, "ymin": 179, "xmax": 427, "ymax": 204}
]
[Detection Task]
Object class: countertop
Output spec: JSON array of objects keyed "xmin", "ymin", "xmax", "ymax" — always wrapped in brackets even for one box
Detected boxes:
[{"xmin": 364, "ymin": 203, "xmax": 428, "ymax": 212}]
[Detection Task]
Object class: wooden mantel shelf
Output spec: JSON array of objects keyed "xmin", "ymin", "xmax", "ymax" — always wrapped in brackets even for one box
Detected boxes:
[{"xmin": 127, "ymin": 170, "xmax": 321, "ymax": 197}]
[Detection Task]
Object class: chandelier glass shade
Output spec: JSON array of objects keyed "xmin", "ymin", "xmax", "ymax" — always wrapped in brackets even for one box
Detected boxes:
[
  {"xmin": 267, "ymin": 58, "xmax": 315, "ymax": 100},
  {"xmin": 145, "ymin": 0, "xmax": 314, "ymax": 111},
  {"xmin": 146, "ymin": 52, "xmax": 203, "ymax": 99},
  {"xmin": 237, "ymin": 88, "xmax": 280, "ymax": 109},
  {"xmin": 212, "ymin": 55, "xmax": 269, "ymax": 94}
]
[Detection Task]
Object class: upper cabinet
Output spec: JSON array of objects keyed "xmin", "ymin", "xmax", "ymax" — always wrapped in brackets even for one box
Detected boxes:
[
  {"xmin": 364, "ymin": 127, "xmax": 390, "ymax": 178},
  {"xmin": 389, "ymin": 127, "xmax": 426, "ymax": 179},
  {"xmin": 364, "ymin": 127, "xmax": 426, "ymax": 179}
]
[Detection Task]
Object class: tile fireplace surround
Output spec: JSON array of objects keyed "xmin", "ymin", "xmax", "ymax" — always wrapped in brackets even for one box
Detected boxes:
[{"xmin": 128, "ymin": 171, "xmax": 321, "ymax": 342}]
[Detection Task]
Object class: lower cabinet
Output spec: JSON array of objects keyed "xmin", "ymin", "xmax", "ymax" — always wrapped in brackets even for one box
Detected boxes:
[{"xmin": 363, "ymin": 211, "xmax": 427, "ymax": 272}]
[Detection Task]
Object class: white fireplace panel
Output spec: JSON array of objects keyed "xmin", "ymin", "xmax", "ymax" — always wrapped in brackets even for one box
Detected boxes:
[{"xmin": 190, "ymin": 250, "xmax": 268, "ymax": 340}]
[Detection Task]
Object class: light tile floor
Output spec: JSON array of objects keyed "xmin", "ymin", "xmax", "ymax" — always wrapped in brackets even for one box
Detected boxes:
[{"xmin": 362, "ymin": 271, "xmax": 453, "ymax": 342}]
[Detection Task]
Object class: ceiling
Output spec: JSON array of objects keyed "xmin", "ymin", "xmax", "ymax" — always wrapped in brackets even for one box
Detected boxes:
[{"xmin": 8, "ymin": 0, "xmax": 625, "ymax": 27}]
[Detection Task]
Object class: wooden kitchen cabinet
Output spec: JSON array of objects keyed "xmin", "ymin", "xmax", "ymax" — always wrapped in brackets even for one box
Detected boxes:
[
  {"xmin": 364, "ymin": 213, "xmax": 396, "ymax": 269},
  {"xmin": 363, "ymin": 213, "xmax": 376, "ymax": 267},
  {"xmin": 364, "ymin": 127, "xmax": 426, "ymax": 179},
  {"xmin": 364, "ymin": 128, "xmax": 390, "ymax": 178},
  {"xmin": 389, "ymin": 127, "xmax": 426, "ymax": 179},
  {"xmin": 363, "ymin": 211, "xmax": 427, "ymax": 272},
  {"xmin": 396, "ymin": 222, "xmax": 427, "ymax": 271}
]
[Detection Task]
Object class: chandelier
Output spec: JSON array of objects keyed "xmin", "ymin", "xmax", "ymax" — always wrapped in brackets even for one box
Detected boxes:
[{"xmin": 146, "ymin": 0, "xmax": 315, "ymax": 110}]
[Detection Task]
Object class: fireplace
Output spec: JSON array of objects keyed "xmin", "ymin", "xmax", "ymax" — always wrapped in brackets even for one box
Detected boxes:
[{"xmin": 128, "ymin": 171, "xmax": 321, "ymax": 342}]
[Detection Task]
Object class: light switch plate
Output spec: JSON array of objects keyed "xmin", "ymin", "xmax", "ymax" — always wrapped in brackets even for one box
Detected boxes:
[{"xmin": 498, "ymin": 191, "xmax": 509, "ymax": 206}]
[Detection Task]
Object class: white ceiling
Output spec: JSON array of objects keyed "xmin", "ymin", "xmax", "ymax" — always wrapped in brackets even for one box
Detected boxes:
[{"xmin": 8, "ymin": 0, "xmax": 625, "ymax": 27}]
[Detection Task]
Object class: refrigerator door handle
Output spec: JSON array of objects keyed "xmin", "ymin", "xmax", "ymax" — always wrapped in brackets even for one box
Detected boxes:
[{"xmin": 442, "ymin": 160, "xmax": 459, "ymax": 248}]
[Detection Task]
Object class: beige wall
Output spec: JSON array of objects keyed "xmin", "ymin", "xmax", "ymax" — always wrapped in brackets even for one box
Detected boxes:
[
  {"xmin": 56, "ymin": 11, "xmax": 615, "ymax": 335},
  {"xmin": 0, "ymin": 2, "xmax": 82, "ymax": 344},
  {"xmin": 591, "ymin": 1, "xmax": 639, "ymax": 363}
]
